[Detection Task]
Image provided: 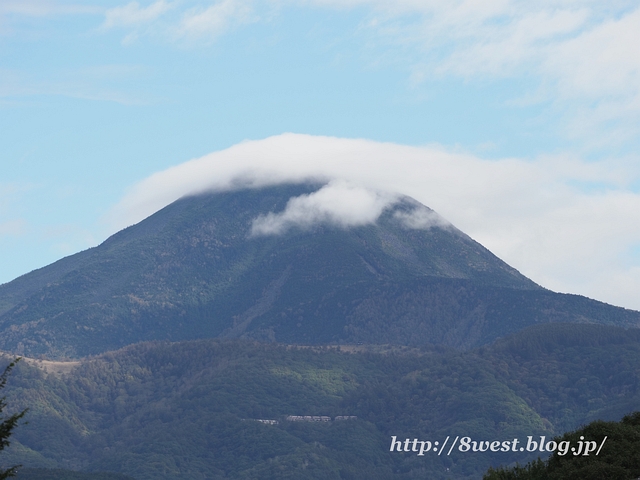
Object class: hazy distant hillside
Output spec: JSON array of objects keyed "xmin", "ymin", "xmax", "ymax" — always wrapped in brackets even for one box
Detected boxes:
[
  {"xmin": 0, "ymin": 183, "xmax": 638, "ymax": 358},
  {"xmin": 2, "ymin": 323, "xmax": 640, "ymax": 479},
  {"xmin": 14, "ymin": 469, "xmax": 134, "ymax": 480}
]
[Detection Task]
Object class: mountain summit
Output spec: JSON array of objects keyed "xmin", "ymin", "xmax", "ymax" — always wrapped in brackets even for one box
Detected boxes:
[{"xmin": 1, "ymin": 183, "xmax": 638, "ymax": 358}]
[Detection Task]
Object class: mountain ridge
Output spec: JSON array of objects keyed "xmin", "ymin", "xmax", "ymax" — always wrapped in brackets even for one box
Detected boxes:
[{"xmin": 0, "ymin": 182, "xmax": 638, "ymax": 358}]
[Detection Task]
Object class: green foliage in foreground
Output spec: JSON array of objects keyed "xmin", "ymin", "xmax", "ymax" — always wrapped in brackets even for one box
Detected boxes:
[
  {"xmin": 1, "ymin": 323, "xmax": 640, "ymax": 479},
  {"xmin": 0, "ymin": 359, "xmax": 27, "ymax": 480},
  {"xmin": 484, "ymin": 411, "xmax": 640, "ymax": 480}
]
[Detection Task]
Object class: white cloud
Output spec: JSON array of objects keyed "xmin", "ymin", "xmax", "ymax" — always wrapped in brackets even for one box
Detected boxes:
[
  {"xmin": 393, "ymin": 204, "xmax": 449, "ymax": 230},
  {"xmin": 540, "ymin": 9, "xmax": 640, "ymax": 145},
  {"xmin": 103, "ymin": 1, "xmax": 172, "ymax": 29},
  {"xmin": 175, "ymin": 0, "xmax": 256, "ymax": 41},
  {"xmin": 543, "ymin": 8, "xmax": 640, "ymax": 100},
  {"xmin": 433, "ymin": 8, "xmax": 591, "ymax": 78},
  {"xmin": 95, "ymin": 1, "xmax": 640, "ymax": 145},
  {"xmin": 0, "ymin": 1, "xmax": 101, "ymax": 16},
  {"xmin": 250, "ymin": 180, "xmax": 397, "ymax": 235},
  {"xmin": 101, "ymin": 0, "xmax": 258, "ymax": 42},
  {"xmin": 0, "ymin": 65, "xmax": 152, "ymax": 105},
  {"xmin": 108, "ymin": 133, "xmax": 640, "ymax": 310},
  {"xmin": 0, "ymin": 219, "xmax": 27, "ymax": 237},
  {"xmin": 343, "ymin": 1, "xmax": 640, "ymax": 143}
]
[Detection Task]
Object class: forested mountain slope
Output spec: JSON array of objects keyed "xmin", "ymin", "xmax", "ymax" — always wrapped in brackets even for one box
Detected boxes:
[
  {"xmin": 2, "ymin": 323, "xmax": 639, "ymax": 479},
  {"xmin": 0, "ymin": 183, "xmax": 638, "ymax": 358}
]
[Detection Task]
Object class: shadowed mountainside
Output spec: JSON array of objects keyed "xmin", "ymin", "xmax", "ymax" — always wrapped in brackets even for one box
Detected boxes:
[{"xmin": 0, "ymin": 183, "xmax": 638, "ymax": 358}]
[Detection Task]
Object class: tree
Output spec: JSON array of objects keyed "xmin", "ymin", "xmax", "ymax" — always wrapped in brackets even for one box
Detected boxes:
[
  {"xmin": 483, "ymin": 411, "xmax": 640, "ymax": 480},
  {"xmin": 0, "ymin": 359, "xmax": 27, "ymax": 479}
]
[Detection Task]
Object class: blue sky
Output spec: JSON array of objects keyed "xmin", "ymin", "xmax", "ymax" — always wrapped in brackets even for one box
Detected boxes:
[{"xmin": 2, "ymin": 0, "xmax": 640, "ymax": 309}]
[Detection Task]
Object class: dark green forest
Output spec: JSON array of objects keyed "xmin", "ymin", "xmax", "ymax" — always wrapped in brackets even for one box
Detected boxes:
[
  {"xmin": 2, "ymin": 185, "xmax": 638, "ymax": 359},
  {"xmin": 484, "ymin": 411, "xmax": 640, "ymax": 479},
  {"xmin": 1, "ymin": 323, "xmax": 639, "ymax": 479},
  {"xmin": 14, "ymin": 469, "xmax": 134, "ymax": 480}
]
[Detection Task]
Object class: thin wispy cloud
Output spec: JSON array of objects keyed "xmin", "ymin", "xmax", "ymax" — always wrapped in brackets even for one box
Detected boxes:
[
  {"xmin": 175, "ymin": 0, "xmax": 257, "ymax": 41},
  {"xmin": 393, "ymin": 204, "xmax": 450, "ymax": 231},
  {"xmin": 96, "ymin": 0, "xmax": 640, "ymax": 146},
  {"xmin": 353, "ymin": 1, "xmax": 640, "ymax": 146},
  {"xmin": 0, "ymin": 185, "xmax": 32, "ymax": 240},
  {"xmin": 102, "ymin": 0, "xmax": 257, "ymax": 42},
  {"xmin": 0, "ymin": 219, "xmax": 28, "ymax": 237},
  {"xmin": 0, "ymin": 1, "xmax": 101, "ymax": 16},
  {"xmin": 0, "ymin": 65, "xmax": 152, "ymax": 105},
  {"xmin": 103, "ymin": 0, "xmax": 173, "ymax": 29}
]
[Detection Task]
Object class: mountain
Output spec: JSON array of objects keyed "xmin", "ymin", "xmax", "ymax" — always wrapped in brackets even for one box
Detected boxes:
[
  {"xmin": 14, "ymin": 469, "xmax": 134, "ymax": 480},
  {"xmin": 3, "ymin": 323, "xmax": 640, "ymax": 479},
  {"xmin": 0, "ymin": 183, "xmax": 639, "ymax": 358}
]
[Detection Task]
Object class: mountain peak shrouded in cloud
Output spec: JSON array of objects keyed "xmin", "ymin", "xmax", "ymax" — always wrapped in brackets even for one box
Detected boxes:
[
  {"xmin": 105, "ymin": 133, "xmax": 640, "ymax": 311},
  {"xmin": 3, "ymin": 181, "xmax": 640, "ymax": 359},
  {"xmin": 4, "ymin": 1, "xmax": 640, "ymax": 314}
]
